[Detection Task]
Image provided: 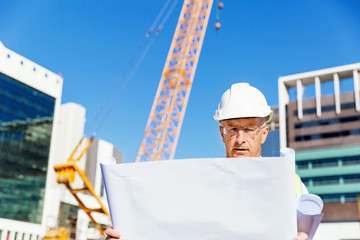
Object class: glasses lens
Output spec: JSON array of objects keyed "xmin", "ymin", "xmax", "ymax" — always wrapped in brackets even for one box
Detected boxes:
[
  {"xmin": 243, "ymin": 127, "xmax": 258, "ymax": 135},
  {"xmin": 223, "ymin": 126, "xmax": 260, "ymax": 136},
  {"xmin": 223, "ymin": 127, "xmax": 236, "ymax": 135}
]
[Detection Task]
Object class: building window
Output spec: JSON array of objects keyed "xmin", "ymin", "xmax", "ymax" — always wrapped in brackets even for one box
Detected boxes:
[
  {"xmin": 58, "ymin": 202, "xmax": 79, "ymax": 240},
  {"xmin": 294, "ymin": 115, "xmax": 360, "ymax": 129},
  {"xmin": 343, "ymin": 174, "xmax": 360, "ymax": 184},
  {"xmin": 295, "ymin": 129, "xmax": 360, "ymax": 142},
  {"xmin": 0, "ymin": 72, "xmax": 55, "ymax": 224},
  {"xmin": 293, "ymin": 103, "xmax": 355, "ymax": 116},
  {"xmin": 312, "ymin": 176, "xmax": 339, "ymax": 186},
  {"xmin": 301, "ymin": 178, "xmax": 311, "ymax": 186},
  {"xmin": 344, "ymin": 193, "xmax": 360, "ymax": 202},
  {"xmin": 261, "ymin": 129, "xmax": 280, "ymax": 157},
  {"xmin": 312, "ymin": 159, "xmax": 338, "ymax": 168},
  {"xmin": 342, "ymin": 155, "xmax": 360, "ymax": 166},
  {"xmin": 320, "ymin": 194, "xmax": 341, "ymax": 203},
  {"xmin": 296, "ymin": 161, "xmax": 309, "ymax": 170}
]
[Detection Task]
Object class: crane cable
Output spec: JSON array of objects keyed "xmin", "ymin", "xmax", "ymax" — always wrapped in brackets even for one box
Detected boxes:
[{"xmin": 85, "ymin": 0, "xmax": 180, "ymax": 136}]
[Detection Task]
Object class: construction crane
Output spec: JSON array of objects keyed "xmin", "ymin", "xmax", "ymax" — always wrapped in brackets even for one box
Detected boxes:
[
  {"xmin": 53, "ymin": 136, "xmax": 110, "ymax": 236},
  {"xmin": 136, "ymin": 0, "xmax": 214, "ymax": 162},
  {"xmin": 49, "ymin": 0, "xmax": 215, "ymax": 238}
]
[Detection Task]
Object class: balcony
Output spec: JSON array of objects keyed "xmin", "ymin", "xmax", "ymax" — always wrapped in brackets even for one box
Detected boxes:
[
  {"xmin": 297, "ymin": 164, "xmax": 360, "ymax": 178},
  {"xmin": 306, "ymin": 182, "xmax": 360, "ymax": 195}
]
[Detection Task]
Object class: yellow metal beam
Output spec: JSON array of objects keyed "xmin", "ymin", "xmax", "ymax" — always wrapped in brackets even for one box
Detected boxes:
[{"xmin": 53, "ymin": 136, "xmax": 110, "ymax": 236}]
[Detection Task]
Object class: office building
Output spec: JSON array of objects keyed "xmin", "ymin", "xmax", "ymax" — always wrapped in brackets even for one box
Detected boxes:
[
  {"xmin": 278, "ymin": 63, "xmax": 360, "ymax": 239},
  {"xmin": 0, "ymin": 42, "xmax": 121, "ymax": 240},
  {"xmin": 0, "ymin": 41, "xmax": 63, "ymax": 238}
]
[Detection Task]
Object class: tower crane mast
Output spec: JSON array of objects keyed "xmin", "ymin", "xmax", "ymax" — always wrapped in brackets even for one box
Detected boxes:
[{"xmin": 136, "ymin": 0, "xmax": 214, "ymax": 162}]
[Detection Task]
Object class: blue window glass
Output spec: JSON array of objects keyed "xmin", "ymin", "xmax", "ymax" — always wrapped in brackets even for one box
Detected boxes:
[
  {"xmin": 293, "ymin": 103, "xmax": 355, "ymax": 116},
  {"xmin": 295, "ymin": 129, "xmax": 360, "ymax": 142},
  {"xmin": 0, "ymin": 72, "xmax": 55, "ymax": 224},
  {"xmin": 261, "ymin": 129, "xmax": 280, "ymax": 157},
  {"xmin": 320, "ymin": 194, "xmax": 341, "ymax": 203},
  {"xmin": 312, "ymin": 176, "xmax": 339, "ymax": 186},
  {"xmin": 294, "ymin": 115, "xmax": 360, "ymax": 129},
  {"xmin": 296, "ymin": 161, "xmax": 310, "ymax": 170}
]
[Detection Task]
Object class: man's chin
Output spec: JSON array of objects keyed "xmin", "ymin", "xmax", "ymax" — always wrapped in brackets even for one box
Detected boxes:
[{"xmin": 231, "ymin": 150, "xmax": 250, "ymax": 158}]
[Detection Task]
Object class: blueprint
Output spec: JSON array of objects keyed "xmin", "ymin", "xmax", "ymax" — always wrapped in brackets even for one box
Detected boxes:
[{"xmin": 101, "ymin": 149, "xmax": 297, "ymax": 240}]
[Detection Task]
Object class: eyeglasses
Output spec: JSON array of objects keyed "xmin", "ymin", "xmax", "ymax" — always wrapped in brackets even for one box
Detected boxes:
[{"xmin": 221, "ymin": 125, "xmax": 265, "ymax": 136}]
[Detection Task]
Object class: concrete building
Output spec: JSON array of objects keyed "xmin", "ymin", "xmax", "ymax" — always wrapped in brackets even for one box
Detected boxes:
[
  {"xmin": 0, "ymin": 42, "xmax": 121, "ymax": 240},
  {"xmin": 52, "ymin": 103, "xmax": 121, "ymax": 240},
  {"xmin": 278, "ymin": 63, "xmax": 360, "ymax": 239}
]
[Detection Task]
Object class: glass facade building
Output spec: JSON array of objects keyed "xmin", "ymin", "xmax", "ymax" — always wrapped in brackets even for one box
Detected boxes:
[
  {"xmin": 261, "ymin": 129, "xmax": 280, "ymax": 157},
  {"xmin": 261, "ymin": 107, "xmax": 280, "ymax": 157},
  {"xmin": 0, "ymin": 72, "xmax": 55, "ymax": 223}
]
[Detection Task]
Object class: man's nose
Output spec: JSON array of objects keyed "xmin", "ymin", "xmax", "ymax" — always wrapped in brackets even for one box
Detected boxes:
[{"xmin": 235, "ymin": 130, "xmax": 246, "ymax": 142}]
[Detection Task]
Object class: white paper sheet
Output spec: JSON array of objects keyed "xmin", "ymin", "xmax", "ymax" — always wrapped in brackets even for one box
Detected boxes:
[
  {"xmin": 297, "ymin": 194, "xmax": 324, "ymax": 240},
  {"xmin": 101, "ymin": 149, "xmax": 297, "ymax": 240}
]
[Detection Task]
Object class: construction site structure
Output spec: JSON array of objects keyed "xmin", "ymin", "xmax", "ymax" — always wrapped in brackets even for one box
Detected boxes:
[
  {"xmin": 52, "ymin": 136, "xmax": 110, "ymax": 236},
  {"xmin": 49, "ymin": 0, "xmax": 216, "ymax": 238},
  {"xmin": 0, "ymin": 0, "xmax": 216, "ymax": 239},
  {"xmin": 136, "ymin": 0, "xmax": 214, "ymax": 162},
  {"xmin": 43, "ymin": 227, "xmax": 67, "ymax": 240}
]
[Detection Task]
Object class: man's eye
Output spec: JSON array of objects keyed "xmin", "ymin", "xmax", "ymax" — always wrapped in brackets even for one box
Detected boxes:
[
  {"xmin": 225, "ymin": 128, "xmax": 238, "ymax": 135},
  {"xmin": 244, "ymin": 128, "xmax": 256, "ymax": 133}
]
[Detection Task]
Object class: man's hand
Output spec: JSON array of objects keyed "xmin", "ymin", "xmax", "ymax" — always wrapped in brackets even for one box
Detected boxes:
[
  {"xmin": 293, "ymin": 232, "xmax": 308, "ymax": 240},
  {"xmin": 105, "ymin": 227, "xmax": 307, "ymax": 240},
  {"xmin": 105, "ymin": 227, "xmax": 122, "ymax": 240}
]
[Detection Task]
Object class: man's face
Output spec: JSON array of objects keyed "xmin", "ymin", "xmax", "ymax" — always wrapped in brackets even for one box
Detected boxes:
[{"xmin": 219, "ymin": 117, "xmax": 269, "ymax": 158}]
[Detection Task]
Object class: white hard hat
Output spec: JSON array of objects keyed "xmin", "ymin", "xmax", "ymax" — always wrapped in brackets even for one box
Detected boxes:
[{"xmin": 214, "ymin": 82, "xmax": 273, "ymax": 122}]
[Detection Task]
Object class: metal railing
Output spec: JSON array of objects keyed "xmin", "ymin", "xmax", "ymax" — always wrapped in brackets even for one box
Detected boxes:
[{"xmin": 0, "ymin": 218, "xmax": 44, "ymax": 240}]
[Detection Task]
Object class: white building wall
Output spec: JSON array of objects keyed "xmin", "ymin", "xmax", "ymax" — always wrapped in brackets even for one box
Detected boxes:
[
  {"xmin": 316, "ymin": 222, "xmax": 360, "ymax": 240},
  {"xmin": 0, "ymin": 219, "xmax": 44, "ymax": 240},
  {"xmin": 0, "ymin": 42, "xmax": 62, "ymax": 98},
  {"xmin": 95, "ymin": 140, "xmax": 117, "ymax": 196},
  {"xmin": 54, "ymin": 103, "xmax": 86, "ymax": 165},
  {"xmin": 46, "ymin": 103, "xmax": 86, "ymax": 228}
]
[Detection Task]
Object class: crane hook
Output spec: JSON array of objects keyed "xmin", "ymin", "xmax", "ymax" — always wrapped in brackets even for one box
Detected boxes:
[{"xmin": 215, "ymin": 0, "xmax": 223, "ymax": 30}]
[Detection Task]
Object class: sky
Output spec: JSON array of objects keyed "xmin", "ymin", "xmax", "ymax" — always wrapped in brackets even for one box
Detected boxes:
[{"xmin": 1, "ymin": 0, "xmax": 360, "ymax": 163}]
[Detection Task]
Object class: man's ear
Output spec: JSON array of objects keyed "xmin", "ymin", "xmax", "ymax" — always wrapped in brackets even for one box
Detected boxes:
[
  {"xmin": 260, "ymin": 126, "xmax": 269, "ymax": 144},
  {"xmin": 219, "ymin": 126, "xmax": 225, "ymax": 143}
]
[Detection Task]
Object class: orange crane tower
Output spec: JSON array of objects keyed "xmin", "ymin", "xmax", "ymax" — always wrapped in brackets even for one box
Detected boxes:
[{"xmin": 136, "ymin": 0, "xmax": 214, "ymax": 162}]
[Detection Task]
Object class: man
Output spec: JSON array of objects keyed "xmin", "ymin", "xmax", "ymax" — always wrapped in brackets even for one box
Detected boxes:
[{"xmin": 106, "ymin": 82, "xmax": 308, "ymax": 240}]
